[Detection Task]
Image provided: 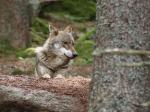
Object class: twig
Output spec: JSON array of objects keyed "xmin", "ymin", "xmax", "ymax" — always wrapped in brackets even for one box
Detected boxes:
[
  {"xmin": 141, "ymin": 101, "xmax": 150, "ymax": 107},
  {"xmin": 115, "ymin": 61, "xmax": 150, "ymax": 67},
  {"xmin": 93, "ymin": 48, "xmax": 150, "ymax": 56}
]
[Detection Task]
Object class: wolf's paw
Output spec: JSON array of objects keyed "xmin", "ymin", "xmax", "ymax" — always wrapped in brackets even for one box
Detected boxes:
[
  {"xmin": 55, "ymin": 74, "xmax": 65, "ymax": 79},
  {"xmin": 42, "ymin": 74, "xmax": 51, "ymax": 79}
]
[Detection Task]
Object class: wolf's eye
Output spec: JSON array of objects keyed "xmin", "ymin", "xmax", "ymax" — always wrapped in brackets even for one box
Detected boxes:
[
  {"xmin": 63, "ymin": 41, "xmax": 68, "ymax": 45},
  {"xmin": 72, "ymin": 42, "xmax": 75, "ymax": 46}
]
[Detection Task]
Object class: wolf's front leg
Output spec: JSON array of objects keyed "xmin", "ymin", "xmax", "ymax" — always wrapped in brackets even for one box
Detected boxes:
[
  {"xmin": 42, "ymin": 74, "xmax": 51, "ymax": 79},
  {"xmin": 54, "ymin": 67, "xmax": 68, "ymax": 79},
  {"xmin": 55, "ymin": 74, "xmax": 65, "ymax": 79},
  {"xmin": 35, "ymin": 60, "xmax": 54, "ymax": 79},
  {"xmin": 40, "ymin": 67, "xmax": 54, "ymax": 79},
  {"xmin": 35, "ymin": 67, "xmax": 52, "ymax": 79}
]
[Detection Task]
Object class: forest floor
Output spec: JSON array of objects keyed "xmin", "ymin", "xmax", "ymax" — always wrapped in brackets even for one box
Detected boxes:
[
  {"xmin": 0, "ymin": 57, "xmax": 92, "ymax": 77},
  {"xmin": 0, "ymin": 57, "xmax": 91, "ymax": 112}
]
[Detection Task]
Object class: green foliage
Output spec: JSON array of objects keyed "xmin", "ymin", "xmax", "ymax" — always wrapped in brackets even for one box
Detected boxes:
[
  {"xmin": 30, "ymin": 30, "xmax": 44, "ymax": 45},
  {"xmin": 74, "ymin": 28, "xmax": 95, "ymax": 65},
  {"xmin": 41, "ymin": 0, "xmax": 96, "ymax": 21},
  {"xmin": 0, "ymin": 39, "xmax": 15, "ymax": 56},
  {"xmin": 32, "ymin": 17, "xmax": 49, "ymax": 34},
  {"xmin": 0, "ymin": 39, "xmax": 36, "ymax": 58},
  {"xmin": 62, "ymin": 0, "xmax": 95, "ymax": 20},
  {"xmin": 31, "ymin": 17, "xmax": 49, "ymax": 46},
  {"xmin": 16, "ymin": 48, "xmax": 35, "ymax": 58}
]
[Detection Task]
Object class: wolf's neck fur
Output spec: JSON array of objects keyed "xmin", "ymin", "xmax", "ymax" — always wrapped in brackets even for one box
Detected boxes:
[{"xmin": 43, "ymin": 36, "xmax": 52, "ymax": 51}]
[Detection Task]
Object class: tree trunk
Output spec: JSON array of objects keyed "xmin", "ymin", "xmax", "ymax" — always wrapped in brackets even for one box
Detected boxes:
[
  {"xmin": 89, "ymin": 0, "xmax": 150, "ymax": 112},
  {"xmin": 29, "ymin": 0, "xmax": 58, "ymax": 18},
  {"xmin": 0, "ymin": 0, "xmax": 30, "ymax": 48}
]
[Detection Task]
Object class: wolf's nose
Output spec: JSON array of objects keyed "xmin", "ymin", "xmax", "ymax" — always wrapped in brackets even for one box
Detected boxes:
[{"xmin": 73, "ymin": 53, "xmax": 78, "ymax": 58}]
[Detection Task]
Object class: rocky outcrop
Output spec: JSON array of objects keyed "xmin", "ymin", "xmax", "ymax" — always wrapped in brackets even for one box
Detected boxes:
[
  {"xmin": 0, "ymin": 75, "xmax": 90, "ymax": 112},
  {"xmin": 0, "ymin": 85, "xmax": 83, "ymax": 112}
]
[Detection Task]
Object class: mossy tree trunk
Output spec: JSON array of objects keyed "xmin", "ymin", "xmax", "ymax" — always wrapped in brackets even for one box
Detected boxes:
[
  {"xmin": 0, "ymin": 0, "xmax": 30, "ymax": 48},
  {"xmin": 89, "ymin": 0, "xmax": 150, "ymax": 112}
]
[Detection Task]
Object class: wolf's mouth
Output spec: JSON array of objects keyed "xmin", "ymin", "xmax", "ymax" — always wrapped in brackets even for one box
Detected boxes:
[
  {"xmin": 64, "ymin": 52, "xmax": 78, "ymax": 59},
  {"xmin": 64, "ymin": 53, "xmax": 73, "ymax": 59}
]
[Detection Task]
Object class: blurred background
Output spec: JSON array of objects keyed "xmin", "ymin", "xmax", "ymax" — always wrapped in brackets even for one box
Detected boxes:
[{"xmin": 0, "ymin": 0, "xmax": 96, "ymax": 77}]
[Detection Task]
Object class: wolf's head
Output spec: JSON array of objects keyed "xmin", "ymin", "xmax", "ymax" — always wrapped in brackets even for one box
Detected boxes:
[{"xmin": 45, "ymin": 25, "xmax": 78, "ymax": 59}]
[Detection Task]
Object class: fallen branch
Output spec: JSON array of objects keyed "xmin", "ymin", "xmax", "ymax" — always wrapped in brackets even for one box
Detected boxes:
[
  {"xmin": 116, "ymin": 61, "xmax": 150, "ymax": 67},
  {"xmin": 93, "ymin": 48, "xmax": 150, "ymax": 56}
]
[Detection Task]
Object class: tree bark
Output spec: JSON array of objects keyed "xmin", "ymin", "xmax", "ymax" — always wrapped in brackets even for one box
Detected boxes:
[
  {"xmin": 0, "ymin": 0, "xmax": 30, "ymax": 48},
  {"xmin": 89, "ymin": 0, "xmax": 150, "ymax": 112}
]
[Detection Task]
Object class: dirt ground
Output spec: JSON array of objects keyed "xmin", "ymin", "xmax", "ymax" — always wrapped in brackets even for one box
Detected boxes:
[{"xmin": 0, "ymin": 57, "xmax": 92, "ymax": 77}]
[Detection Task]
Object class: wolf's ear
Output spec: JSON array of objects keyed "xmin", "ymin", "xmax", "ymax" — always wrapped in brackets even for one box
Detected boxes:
[
  {"xmin": 72, "ymin": 32, "xmax": 79, "ymax": 40},
  {"xmin": 49, "ymin": 24, "xmax": 58, "ymax": 36},
  {"xmin": 64, "ymin": 26, "xmax": 73, "ymax": 33},
  {"xmin": 64, "ymin": 26, "xmax": 78, "ymax": 40}
]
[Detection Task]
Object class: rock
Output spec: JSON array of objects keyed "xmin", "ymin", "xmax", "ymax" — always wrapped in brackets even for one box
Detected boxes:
[
  {"xmin": 0, "ymin": 85, "xmax": 84, "ymax": 112},
  {"xmin": 0, "ymin": 75, "xmax": 90, "ymax": 112}
]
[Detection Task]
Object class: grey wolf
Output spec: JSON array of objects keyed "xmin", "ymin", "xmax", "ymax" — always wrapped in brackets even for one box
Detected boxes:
[{"xmin": 35, "ymin": 25, "xmax": 78, "ymax": 78}]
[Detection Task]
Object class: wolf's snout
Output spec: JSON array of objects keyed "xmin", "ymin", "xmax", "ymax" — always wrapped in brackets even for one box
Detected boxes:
[{"xmin": 72, "ymin": 52, "xmax": 78, "ymax": 58}]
